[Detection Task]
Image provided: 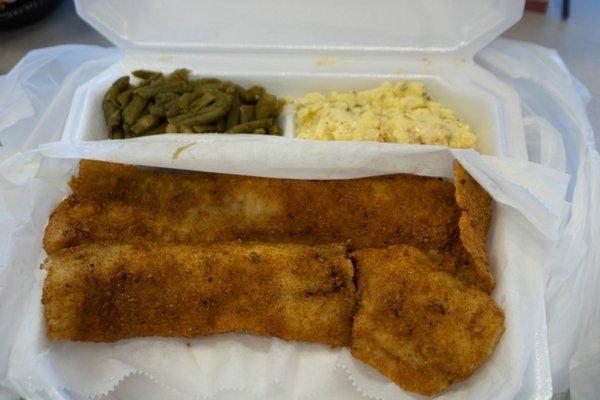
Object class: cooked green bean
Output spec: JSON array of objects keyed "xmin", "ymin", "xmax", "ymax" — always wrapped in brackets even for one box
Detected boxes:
[
  {"xmin": 123, "ymin": 95, "xmax": 148, "ymax": 126},
  {"xmin": 103, "ymin": 76, "xmax": 129, "ymax": 103},
  {"xmin": 139, "ymin": 101, "xmax": 152, "ymax": 119},
  {"xmin": 132, "ymin": 70, "xmax": 164, "ymax": 80},
  {"xmin": 255, "ymin": 93, "xmax": 277, "ymax": 119},
  {"xmin": 144, "ymin": 123, "xmax": 167, "ymax": 136},
  {"xmin": 192, "ymin": 82, "xmax": 230, "ymax": 91},
  {"xmin": 168, "ymin": 69, "xmax": 190, "ymax": 82},
  {"xmin": 102, "ymin": 70, "xmax": 283, "ymax": 138},
  {"xmin": 108, "ymin": 109, "xmax": 122, "ymax": 131},
  {"xmin": 165, "ymin": 123, "xmax": 178, "ymax": 134},
  {"xmin": 102, "ymin": 100, "xmax": 119, "ymax": 126},
  {"xmin": 235, "ymin": 85, "xmax": 249, "ymax": 102},
  {"xmin": 227, "ymin": 118, "xmax": 273, "ymax": 133},
  {"xmin": 154, "ymin": 92, "xmax": 179, "ymax": 105},
  {"xmin": 163, "ymin": 97, "xmax": 181, "ymax": 118},
  {"xmin": 123, "ymin": 129, "xmax": 134, "ymax": 139},
  {"xmin": 239, "ymin": 105, "xmax": 255, "ymax": 123},
  {"xmin": 134, "ymin": 81, "xmax": 188, "ymax": 99},
  {"xmin": 192, "ymin": 125, "xmax": 217, "ymax": 133},
  {"xmin": 111, "ymin": 128, "xmax": 124, "ymax": 139},
  {"xmin": 269, "ymin": 125, "xmax": 282, "ymax": 135},
  {"xmin": 226, "ymin": 92, "xmax": 240, "ymax": 130},
  {"xmin": 180, "ymin": 125, "xmax": 194, "ymax": 133},
  {"xmin": 197, "ymin": 78, "xmax": 222, "ymax": 84},
  {"xmin": 170, "ymin": 104, "xmax": 230, "ymax": 127},
  {"xmin": 216, "ymin": 117, "xmax": 226, "ymax": 133},
  {"xmin": 190, "ymin": 92, "xmax": 217, "ymax": 112},
  {"xmin": 178, "ymin": 91, "xmax": 205, "ymax": 110},
  {"xmin": 116, "ymin": 89, "xmax": 133, "ymax": 108},
  {"xmin": 241, "ymin": 85, "xmax": 265, "ymax": 103},
  {"xmin": 132, "ymin": 114, "xmax": 161, "ymax": 135},
  {"xmin": 149, "ymin": 104, "xmax": 166, "ymax": 117},
  {"xmin": 169, "ymin": 96, "xmax": 231, "ymax": 126}
]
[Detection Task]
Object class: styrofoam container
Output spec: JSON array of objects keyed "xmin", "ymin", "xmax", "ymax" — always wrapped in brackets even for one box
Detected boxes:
[{"xmin": 63, "ymin": 0, "xmax": 528, "ymax": 159}]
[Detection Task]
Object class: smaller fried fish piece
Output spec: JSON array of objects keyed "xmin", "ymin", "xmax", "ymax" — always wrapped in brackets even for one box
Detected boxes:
[
  {"xmin": 42, "ymin": 241, "xmax": 356, "ymax": 347},
  {"xmin": 351, "ymin": 245, "xmax": 504, "ymax": 396},
  {"xmin": 453, "ymin": 161, "xmax": 495, "ymax": 293}
]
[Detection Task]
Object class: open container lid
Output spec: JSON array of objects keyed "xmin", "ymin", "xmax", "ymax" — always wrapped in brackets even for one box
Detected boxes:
[{"xmin": 75, "ymin": 0, "xmax": 524, "ymax": 59}]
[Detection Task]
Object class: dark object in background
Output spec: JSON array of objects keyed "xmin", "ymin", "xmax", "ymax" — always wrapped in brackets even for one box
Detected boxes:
[
  {"xmin": 0, "ymin": 0, "xmax": 63, "ymax": 30},
  {"xmin": 562, "ymin": 0, "xmax": 570, "ymax": 19},
  {"xmin": 524, "ymin": 0, "xmax": 549, "ymax": 12},
  {"xmin": 524, "ymin": 0, "xmax": 570, "ymax": 19}
]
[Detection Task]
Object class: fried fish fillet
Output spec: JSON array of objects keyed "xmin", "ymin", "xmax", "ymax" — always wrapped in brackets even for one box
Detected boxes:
[
  {"xmin": 453, "ymin": 161, "xmax": 495, "ymax": 292},
  {"xmin": 42, "ymin": 241, "xmax": 356, "ymax": 346},
  {"xmin": 44, "ymin": 160, "xmax": 461, "ymax": 258},
  {"xmin": 351, "ymin": 245, "xmax": 504, "ymax": 396}
]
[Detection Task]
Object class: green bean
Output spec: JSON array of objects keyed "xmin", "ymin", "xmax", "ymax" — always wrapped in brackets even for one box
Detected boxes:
[
  {"xmin": 178, "ymin": 91, "xmax": 205, "ymax": 110},
  {"xmin": 131, "ymin": 114, "xmax": 161, "ymax": 135},
  {"xmin": 123, "ymin": 95, "xmax": 148, "ymax": 126},
  {"xmin": 190, "ymin": 92, "xmax": 217, "ymax": 112},
  {"xmin": 110, "ymin": 128, "xmax": 124, "ymax": 140},
  {"xmin": 132, "ymin": 70, "xmax": 164, "ymax": 80},
  {"xmin": 239, "ymin": 105, "xmax": 255, "ymax": 123},
  {"xmin": 240, "ymin": 85, "xmax": 265, "ymax": 103},
  {"xmin": 226, "ymin": 92, "xmax": 240, "ymax": 130},
  {"xmin": 139, "ymin": 101, "xmax": 152, "ymax": 118},
  {"xmin": 192, "ymin": 82, "xmax": 230, "ymax": 91},
  {"xmin": 269, "ymin": 125, "xmax": 282, "ymax": 135},
  {"xmin": 226, "ymin": 118, "xmax": 273, "ymax": 133},
  {"xmin": 166, "ymin": 123, "xmax": 178, "ymax": 134},
  {"xmin": 103, "ymin": 76, "xmax": 129, "ymax": 103},
  {"xmin": 154, "ymin": 92, "xmax": 178, "ymax": 105},
  {"xmin": 168, "ymin": 69, "xmax": 190, "ymax": 82},
  {"xmin": 169, "ymin": 96, "xmax": 231, "ymax": 126},
  {"xmin": 102, "ymin": 100, "xmax": 119, "ymax": 126},
  {"xmin": 235, "ymin": 85, "xmax": 249, "ymax": 102},
  {"xmin": 102, "ymin": 70, "xmax": 283, "ymax": 138},
  {"xmin": 197, "ymin": 78, "xmax": 222, "ymax": 84},
  {"xmin": 173, "ymin": 106, "xmax": 230, "ymax": 127},
  {"xmin": 134, "ymin": 81, "xmax": 188, "ymax": 99},
  {"xmin": 149, "ymin": 104, "xmax": 165, "ymax": 117},
  {"xmin": 144, "ymin": 124, "xmax": 167, "ymax": 136},
  {"xmin": 108, "ymin": 128, "xmax": 119, "ymax": 139},
  {"xmin": 192, "ymin": 125, "xmax": 217, "ymax": 133},
  {"xmin": 164, "ymin": 94, "xmax": 185, "ymax": 116},
  {"xmin": 116, "ymin": 89, "xmax": 133, "ymax": 108},
  {"xmin": 216, "ymin": 117, "xmax": 226, "ymax": 133},
  {"xmin": 255, "ymin": 93, "xmax": 277, "ymax": 119},
  {"xmin": 108, "ymin": 109, "xmax": 122, "ymax": 131}
]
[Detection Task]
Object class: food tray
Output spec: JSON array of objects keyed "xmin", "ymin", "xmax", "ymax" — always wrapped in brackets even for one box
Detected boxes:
[
  {"xmin": 60, "ymin": 0, "xmax": 528, "ymax": 160},
  {"xmin": 61, "ymin": 53, "xmax": 525, "ymax": 159}
]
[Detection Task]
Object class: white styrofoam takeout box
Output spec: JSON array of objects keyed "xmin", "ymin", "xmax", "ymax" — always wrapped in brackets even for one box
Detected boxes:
[{"xmin": 62, "ymin": 0, "xmax": 528, "ymax": 159}]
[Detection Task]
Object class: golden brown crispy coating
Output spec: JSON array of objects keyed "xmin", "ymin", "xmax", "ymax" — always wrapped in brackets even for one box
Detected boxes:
[
  {"xmin": 351, "ymin": 245, "xmax": 504, "ymax": 396},
  {"xmin": 44, "ymin": 160, "xmax": 461, "ymax": 258},
  {"xmin": 42, "ymin": 241, "xmax": 356, "ymax": 346},
  {"xmin": 453, "ymin": 161, "xmax": 495, "ymax": 293}
]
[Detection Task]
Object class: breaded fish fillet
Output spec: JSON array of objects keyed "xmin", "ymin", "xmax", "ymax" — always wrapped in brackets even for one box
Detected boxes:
[
  {"xmin": 351, "ymin": 245, "xmax": 504, "ymax": 396},
  {"xmin": 44, "ymin": 160, "xmax": 461, "ymax": 257},
  {"xmin": 42, "ymin": 241, "xmax": 356, "ymax": 346},
  {"xmin": 453, "ymin": 161, "xmax": 495, "ymax": 292}
]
